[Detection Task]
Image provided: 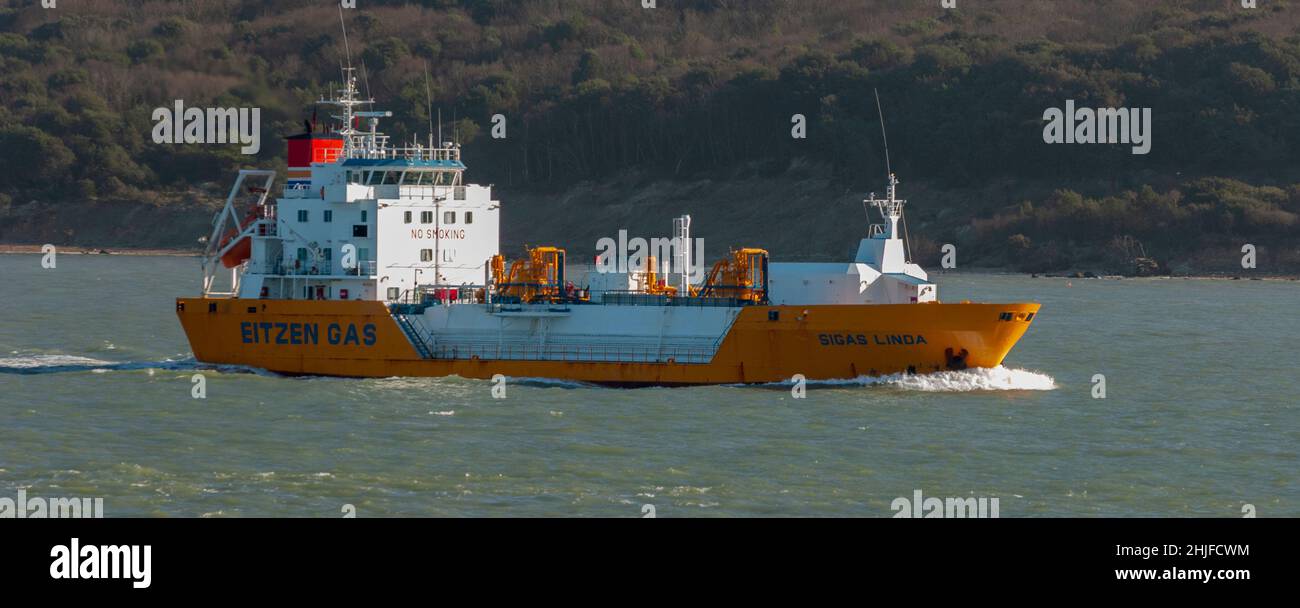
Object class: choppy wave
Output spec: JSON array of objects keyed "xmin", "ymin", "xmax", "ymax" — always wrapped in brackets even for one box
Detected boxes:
[
  {"xmin": 507, "ymin": 376, "xmax": 600, "ymax": 389},
  {"xmin": 0, "ymin": 354, "xmax": 266, "ymax": 376},
  {"xmin": 763, "ymin": 365, "xmax": 1057, "ymax": 392}
]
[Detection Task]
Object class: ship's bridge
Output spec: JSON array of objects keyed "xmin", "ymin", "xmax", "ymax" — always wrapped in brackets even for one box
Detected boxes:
[
  {"xmin": 283, "ymin": 142, "xmax": 469, "ymax": 200},
  {"xmin": 332, "ymin": 149, "xmax": 468, "ymax": 199},
  {"xmin": 339, "ymin": 153, "xmax": 466, "ymax": 188}
]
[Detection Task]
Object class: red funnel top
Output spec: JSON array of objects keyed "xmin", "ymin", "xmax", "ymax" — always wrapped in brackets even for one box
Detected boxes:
[{"xmin": 286, "ymin": 132, "xmax": 344, "ymax": 167}]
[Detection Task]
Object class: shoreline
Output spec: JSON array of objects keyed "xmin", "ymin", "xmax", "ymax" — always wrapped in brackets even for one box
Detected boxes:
[
  {"xmin": 0, "ymin": 244, "xmax": 200, "ymax": 257},
  {"xmin": 930, "ymin": 268, "xmax": 1300, "ymax": 281}
]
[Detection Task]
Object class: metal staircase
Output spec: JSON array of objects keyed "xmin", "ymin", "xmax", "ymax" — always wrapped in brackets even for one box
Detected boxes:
[{"xmin": 389, "ymin": 307, "xmax": 434, "ymax": 359}]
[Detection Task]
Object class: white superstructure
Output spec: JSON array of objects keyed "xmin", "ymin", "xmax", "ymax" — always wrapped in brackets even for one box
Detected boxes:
[
  {"xmin": 201, "ymin": 70, "xmax": 499, "ymax": 303},
  {"xmin": 768, "ymin": 174, "xmax": 936, "ymax": 305}
]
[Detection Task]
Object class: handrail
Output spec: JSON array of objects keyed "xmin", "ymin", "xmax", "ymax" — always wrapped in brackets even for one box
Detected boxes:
[
  {"xmin": 423, "ymin": 341, "xmax": 715, "ymax": 364},
  {"xmin": 391, "ymin": 312, "xmax": 434, "ymax": 359},
  {"xmin": 596, "ymin": 291, "xmax": 754, "ymax": 307},
  {"xmin": 264, "ymin": 260, "xmax": 376, "ymax": 277},
  {"xmin": 345, "ymin": 143, "xmax": 462, "ymax": 162},
  {"xmin": 391, "ymin": 285, "xmax": 486, "ymax": 307}
]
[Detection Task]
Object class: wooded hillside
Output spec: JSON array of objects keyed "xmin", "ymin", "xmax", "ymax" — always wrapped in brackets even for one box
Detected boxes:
[{"xmin": 3, "ymin": 0, "xmax": 1299, "ymax": 273}]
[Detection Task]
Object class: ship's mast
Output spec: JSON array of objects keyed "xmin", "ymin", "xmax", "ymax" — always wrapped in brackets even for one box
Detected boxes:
[
  {"xmin": 864, "ymin": 173, "xmax": 906, "ymax": 239},
  {"xmin": 320, "ymin": 69, "xmax": 365, "ymax": 156},
  {"xmin": 864, "ymin": 90, "xmax": 911, "ymax": 258},
  {"xmin": 318, "ymin": 69, "xmax": 391, "ymax": 158}
]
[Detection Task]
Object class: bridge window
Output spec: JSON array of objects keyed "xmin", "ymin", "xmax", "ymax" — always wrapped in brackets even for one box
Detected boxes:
[{"xmin": 443, "ymin": 211, "xmax": 455, "ymax": 224}]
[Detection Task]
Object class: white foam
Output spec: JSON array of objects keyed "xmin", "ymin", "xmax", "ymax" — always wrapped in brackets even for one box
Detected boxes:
[
  {"xmin": 804, "ymin": 366, "xmax": 1057, "ymax": 392},
  {"xmin": 0, "ymin": 354, "xmax": 114, "ymax": 369},
  {"xmin": 0, "ymin": 353, "xmax": 270, "ymax": 376}
]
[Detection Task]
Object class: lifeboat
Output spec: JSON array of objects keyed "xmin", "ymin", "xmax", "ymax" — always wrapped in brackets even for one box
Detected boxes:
[{"xmin": 218, "ymin": 207, "xmax": 260, "ymax": 268}]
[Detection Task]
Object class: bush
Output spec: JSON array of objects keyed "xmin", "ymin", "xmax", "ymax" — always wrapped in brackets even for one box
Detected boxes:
[
  {"xmin": 846, "ymin": 38, "xmax": 911, "ymax": 70},
  {"xmin": 154, "ymin": 17, "xmax": 192, "ymax": 41},
  {"xmin": 573, "ymin": 49, "xmax": 604, "ymax": 84},
  {"xmin": 0, "ymin": 126, "xmax": 76, "ymax": 188},
  {"xmin": 361, "ymin": 37, "xmax": 409, "ymax": 72},
  {"xmin": 126, "ymin": 39, "xmax": 163, "ymax": 63}
]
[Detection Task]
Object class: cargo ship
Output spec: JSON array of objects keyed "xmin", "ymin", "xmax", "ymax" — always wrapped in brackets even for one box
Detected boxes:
[{"xmin": 176, "ymin": 72, "xmax": 1039, "ymax": 386}]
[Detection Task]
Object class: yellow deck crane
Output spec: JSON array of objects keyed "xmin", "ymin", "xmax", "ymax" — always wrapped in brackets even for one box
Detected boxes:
[
  {"xmin": 694, "ymin": 248, "xmax": 769, "ymax": 304},
  {"xmin": 491, "ymin": 246, "xmax": 584, "ymax": 304}
]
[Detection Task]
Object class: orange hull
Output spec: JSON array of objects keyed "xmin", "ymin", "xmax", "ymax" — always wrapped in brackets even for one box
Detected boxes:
[{"xmin": 176, "ymin": 298, "xmax": 1039, "ymax": 385}]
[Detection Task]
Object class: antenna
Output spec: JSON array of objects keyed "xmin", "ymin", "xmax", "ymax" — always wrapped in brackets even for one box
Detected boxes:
[
  {"xmin": 360, "ymin": 58, "xmax": 373, "ymax": 100},
  {"xmin": 874, "ymin": 88, "xmax": 891, "ymax": 178},
  {"xmin": 424, "ymin": 60, "xmax": 434, "ymax": 149},
  {"xmin": 338, "ymin": 5, "xmax": 352, "ymax": 72},
  {"xmin": 871, "ymin": 89, "xmax": 913, "ymax": 263}
]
